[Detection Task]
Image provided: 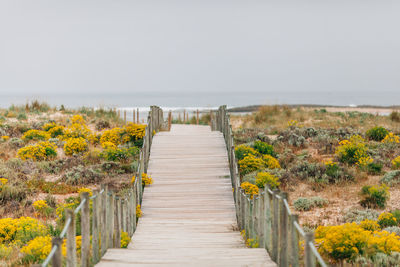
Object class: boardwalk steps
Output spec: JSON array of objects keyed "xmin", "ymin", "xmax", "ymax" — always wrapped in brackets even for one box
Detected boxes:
[{"xmin": 97, "ymin": 125, "xmax": 275, "ymax": 266}]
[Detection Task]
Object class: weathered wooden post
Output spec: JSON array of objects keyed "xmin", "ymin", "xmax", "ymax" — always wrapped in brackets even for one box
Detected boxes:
[
  {"xmin": 108, "ymin": 192, "xmax": 114, "ymax": 248},
  {"xmin": 121, "ymin": 199, "xmax": 125, "ymax": 233},
  {"xmin": 251, "ymin": 197, "xmax": 257, "ymax": 240},
  {"xmin": 124, "ymin": 110, "xmax": 127, "ymax": 123},
  {"xmin": 259, "ymin": 193, "xmax": 265, "ymax": 248},
  {"xmin": 279, "ymin": 192, "xmax": 289, "ymax": 267},
  {"xmin": 52, "ymin": 237, "xmax": 62, "ymax": 267},
  {"xmin": 81, "ymin": 192, "xmax": 90, "ymax": 267},
  {"xmin": 66, "ymin": 209, "xmax": 76, "ymax": 267},
  {"xmin": 133, "ymin": 109, "xmax": 136, "ymax": 123},
  {"xmin": 305, "ymin": 233, "xmax": 316, "ymax": 267},
  {"xmin": 92, "ymin": 189, "xmax": 100, "ymax": 264},
  {"xmin": 101, "ymin": 185, "xmax": 107, "ymax": 256},
  {"xmin": 290, "ymin": 214, "xmax": 300, "ymax": 267},
  {"xmin": 196, "ymin": 109, "xmax": 199, "ymax": 124},
  {"xmin": 240, "ymin": 190, "xmax": 246, "ymax": 230},
  {"xmin": 137, "ymin": 108, "xmax": 139, "ymax": 123},
  {"xmin": 114, "ymin": 197, "xmax": 121, "ymax": 248},
  {"xmin": 271, "ymin": 190, "xmax": 279, "ymax": 262},
  {"xmin": 132, "ymin": 187, "xmax": 137, "ymax": 233}
]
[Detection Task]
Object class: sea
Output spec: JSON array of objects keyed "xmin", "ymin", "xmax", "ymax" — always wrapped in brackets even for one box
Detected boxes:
[{"xmin": 0, "ymin": 91, "xmax": 398, "ymax": 121}]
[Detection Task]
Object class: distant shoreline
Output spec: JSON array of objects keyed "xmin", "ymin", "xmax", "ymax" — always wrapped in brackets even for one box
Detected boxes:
[{"xmin": 227, "ymin": 104, "xmax": 400, "ymax": 114}]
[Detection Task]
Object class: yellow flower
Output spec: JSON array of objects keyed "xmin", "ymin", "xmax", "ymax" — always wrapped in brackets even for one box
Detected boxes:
[
  {"xmin": 78, "ymin": 187, "xmax": 93, "ymax": 197},
  {"xmin": 100, "ymin": 127, "xmax": 123, "ymax": 146},
  {"xmin": 0, "ymin": 178, "xmax": 7, "ymax": 186},
  {"xmin": 1, "ymin": 136, "xmax": 9, "ymax": 141},
  {"xmin": 122, "ymin": 123, "xmax": 146, "ymax": 144},
  {"xmin": 22, "ymin": 130, "xmax": 50, "ymax": 141},
  {"xmin": 20, "ymin": 235, "xmax": 52, "ymax": 263},
  {"xmin": 391, "ymin": 156, "xmax": 400, "ymax": 169},
  {"xmin": 71, "ymin": 114, "xmax": 85, "ymax": 124},
  {"xmin": 241, "ymin": 182, "xmax": 259, "ymax": 199},
  {"xmin": 382, "ymin": 132, "xmax": 400, "ymax": 144},
  {"xmin": 101, "ymin": 141, "xmax": 117, "ymax": 149},
  {"xmin": 142, "ymin": 173, "xmax": 153, "ymax": 186},
  {"xmin": 262, "ymin": 155, "xmax": 281, "ymax": 169},
  {"xmin": 63, "ymin": 137, "xmax": 88, "ymax": 156},
  {"xmin": 136, "ymin": 205, "xmax": 143, "ymax": 218},
  {"xmin": 121, "ymin": 231, "xmax": 131, "ymax": 248},
  {"xmin": 17, "ymin": 141, "xmax": 57, "ymax": 161},
  {"xmin": 131, "ymin": 176, "xmax": 136, "ymax": 184}
]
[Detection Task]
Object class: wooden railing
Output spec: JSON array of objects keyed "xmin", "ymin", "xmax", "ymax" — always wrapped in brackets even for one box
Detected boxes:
[
  {"xmin": 41, "ymin": 106, "xmax": 164, "ymax": 267},
  {"xmin": 211, "ymin": 105, "xmax": 327, "ymax": 267}
]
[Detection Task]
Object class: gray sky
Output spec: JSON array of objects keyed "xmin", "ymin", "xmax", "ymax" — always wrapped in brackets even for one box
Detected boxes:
[{"xmin": 0, "ymin": 0, "xmax": 400, "ymax": 105}]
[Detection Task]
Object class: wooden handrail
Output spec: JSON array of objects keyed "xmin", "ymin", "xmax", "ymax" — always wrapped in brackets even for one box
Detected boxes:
[
  {"xmin": 211, "ymin": 105, "xmax": 327, "ymax": 267},
  {"xmin": 41, "ymin": 106, "xmax": 164, "ymax": 267}
]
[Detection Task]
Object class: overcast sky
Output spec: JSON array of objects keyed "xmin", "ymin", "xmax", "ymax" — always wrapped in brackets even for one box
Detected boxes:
[{"xmin": 0, "ymin": 1, "xmax": 399, "ymax": 105}]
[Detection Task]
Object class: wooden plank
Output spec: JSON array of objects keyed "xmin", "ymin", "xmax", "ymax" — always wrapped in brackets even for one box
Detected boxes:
[{"xmin": 97, "ymin": 125, "xmax": 275, "ymax": 266}]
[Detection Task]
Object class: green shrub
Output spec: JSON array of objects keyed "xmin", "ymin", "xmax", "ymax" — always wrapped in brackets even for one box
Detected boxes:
[
  {"xmin": 380, "ymin": 170, "xmax": 400, "ymax": 186},
  {"xmin": 335, "ymin": 135, "xmax": 371, "ymax": 166},
  {"xmin": 382, "ymin": 226, "xmax": 400, "ymax": 236},
  {"xmin": 366, "ymin": 126, "xmax": 389, "ymax": 141},
  {"xmin": 100, "ymin": 147, "xmax": 139, "ymax": 163},
  {"xmin": 255, "ymin": 172, "xmax": 280, "ymax": 189},
  {"xmin": 252, "ymin": 141, "xmax": 276, "ymax": 157},
  {"xmin": 377, "ymin": 212, "xmax": 397, "ymax": 228},
  {"xmin": 235, "ymin": 145, "xmax": 258, "ymax": 161},
  {"xmin": 343, "ymin": 208, "xmax": 379, "ymax": 223},
  {"xmin": 367, "ymin": 162, "xmax": 383, "ymax": 175},
  {"xmin": 360, "ymin": 185, "xmax": 389, "ymax": 209},
  {"xmin": 293, "ymin": 196, "xmax": 328, "ymax": 211}
]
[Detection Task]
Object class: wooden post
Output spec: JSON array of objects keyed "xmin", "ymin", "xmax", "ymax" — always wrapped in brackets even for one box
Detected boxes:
[
  {"xmin": 168, "ymin": 111, "xmax": 172, "ymax": 131},
  {"xmin": 124, "ymin": 110, "xmax": 127, "ymax": 123},
  {"xmin": 137, "ymin": 108, "xmax": 139, "ymax": 123},
  {"xmin": 81, "ymin": 192, "xmax": 90, "ymax": 267},
  {"xmin": 108, "ymin": 192, "xmax": 114, "ymax": 248},
  {"xmin": 66, "ymin": 209, "xmax": 76, "ymax": 267},
  {"xmin": 290, "ymin": 214, "xmax": 300, "ymax": 267},
  {"xmin": 52, "ymin": 237, "xmax": 62, "ymax": 267},
  {"xmin": 264, "ymin": 187, "xmax": 272, "ymax": 251},
  {"xmin": 132, "ymin": 187, "xmax": 137, "ymax": 233},
  {"xmin": 121, "ymin": 199, "xmax": 125, "ymax": 233},
  {"xmin": 279, "ymin": 192, "xmax": 289, "ymax": 267},
  {"xmin": 101, "ymin": 185, "xmax": 107, "ymax": 256},
  {"xmin": 92, "ymin": 189, "xmax": 100, "ymax": 263},
  {"xmin": 117, "ymin": 109, "xmax": 120, "ymax": 119},
  {"xmin": 258, "ymin": 193, "xmax": 265, "ymax": 248},
  {"xmin": 240, "ymin": 190, "xmax": 245, "ymax": 230},
  {"xmin": 251, "ymin": 198, "xmax": 257, "ymax": 240},
  {"xmin": 183, "ymin": 110, "xmax": 186, "ymax": 123},
  {"xmin": 196, "ymin": 109, "xmax": 199, "ymax": 124},
  {"xmin": 305, "ymin": 233, "xmax": 315, "ymax": 267},
  {"xmin": 114, "ymin": 197, "xmax": 121, "ymax": 248},
  {"xmin": 133, "ymin": 109, "xmax": 136, "ymax": 123},
  {"xmin": 271, "ymin": 190, "xmax": 279, "ymax": 262}
]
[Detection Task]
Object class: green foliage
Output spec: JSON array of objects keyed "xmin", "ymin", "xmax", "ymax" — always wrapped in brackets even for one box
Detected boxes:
[
  {"xmin": 255, "ymin": 172, "xmax": 280, "ymax": 189},
  {"xmin": 378, "ymin": 212, "xmax": 397, "ymax": 228},
  {"xmin": 366, "ymin": 126, "xmax": 389, "ymax": 141},
  {"xmin": 293, "ymin": 196, "xmax": 328, "ymax": 211},
  {"xmin": 252, "ymin": 141, "xmax": 276, "ymax": 157},
  {"xmin": 360, "ymin": 185, "xmax": 389, "ymax": 209},
  {"xmin": 235, "ymin": 145, "xmax": 258, "ymax": 161},
  {"xmin": 380, "ymin": 170, "xmax": 400, "ymax": 186},
  {"xmin": 343, "ymin": 208, "xmax": 379, "ymax": 223},
  {"xmin": 367, "ymin": 162, "xmax": 383, "ymax": 175},
  {"xmin": 100, "ymin": 147, "xmax": 139, "ymax": 163}
]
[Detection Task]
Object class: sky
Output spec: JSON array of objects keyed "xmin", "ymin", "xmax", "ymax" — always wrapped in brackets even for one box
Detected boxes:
[{"xmin": 0, "ymin": 0, "xmax": 400, "ymax": 107}]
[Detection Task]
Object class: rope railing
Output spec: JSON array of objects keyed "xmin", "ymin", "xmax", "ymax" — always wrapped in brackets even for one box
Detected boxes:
[
  {"xmin": 40, "ymin": 106, "xmax": 164, "ymax": 267},
  {"xmin": 211, "ymin": 105, "xmax": 327, "ymax": 267}
]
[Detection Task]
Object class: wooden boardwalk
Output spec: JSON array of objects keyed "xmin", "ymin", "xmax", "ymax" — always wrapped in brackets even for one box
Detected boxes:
[{"xmin": 97, "ymin": 125, "xmax": 275, "ymax": 266}]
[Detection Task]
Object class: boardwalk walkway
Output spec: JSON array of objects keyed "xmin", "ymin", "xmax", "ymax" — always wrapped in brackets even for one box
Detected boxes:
[{"xmin": 97, "ymin": 125, "xmax": 275, "ymax": 266}]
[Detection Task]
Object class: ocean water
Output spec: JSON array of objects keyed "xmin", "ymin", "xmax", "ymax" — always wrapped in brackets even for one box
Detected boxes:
[{"xmin": 0, "ymin": 91, "xmax": 399, "ymax": 110}]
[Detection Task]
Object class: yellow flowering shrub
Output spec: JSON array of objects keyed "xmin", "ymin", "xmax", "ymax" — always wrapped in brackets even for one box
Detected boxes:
[
  {"xmin": 235, "ymin": 145, "xmax": 258, "ymax": 160},
  {"xmin": 20, "ymin": 235, "xmax": 51, "ymax": 264},
  {"xmin": 101, "ymin": 141, "xmax": 117, "ymax": 149},
  {"xmin": 238, "ymin": 155, "xmax": 264, "ymax": 176},
  {"xmin": 121, "ymin": 231, "xmax": 131, "ymax": 248},
  {"xmin": 335, "ymin": 135, "xmax": 371, "ymax": 166},
  {"xmin": 78, "ymin": 187, "xmax": 93, "ymax": 197},
  {"xmin": 22, "ymin": 130, "xmax": 50, "ymax": 141},
  {"xmin": 255, "ymin": 172, "xmax": 280, "ymax": 189},
  {"xmin": 71, "ymin": 114, "xmax": 85, "ymax": 124},
  {"xmin": 367, "ymin": 231, "xmax": 400, "ymax": 255},
  {"xmin": 262, "ymin": 155, "xmax": 281, "ymax": 169},
  {"xmin": 122, "ymin": 123, "xmax": 146, "ymax": 144},
  {"xmin": 0, "ymin": 217, "xmax": 48, "ymax": 245},
  {"xmin": 17, "ymin": 141, "xmax": 57, "ymax": 161},
  {"xmin": 0, "ymin": 178, "xmax": 7, "ymax": 186},
  {"xmin": 359, "ymin": 219, "xmax": 381, "ymax": 231},
  {"xmin": 63, "ymin": 137, "xmax": 88, "ymax": 156},
  {"xmin": 287, "ymin": 120, "xmax": 298, "ymax": 127},
  {"xmin": 131, "ymin": 175, "xmax": 136, "ymax": 184},
  {"xmin": 142, "ymin": 173, "xmax": 153, "ymax": 186},
  {"xmin": 48, "ymin": 125, "xmax": 65, "ymax": 138},
  {"xmin": 241, "ymin": 182, "xmax": 259, "ymax": 199},
  {"xmin": 87, "ymin": 133, "xmax": 100, "ymax": 145},
  {"xmin": 315, "ymin": 223, "xmax": 369, "ymax": 263},
  {"xmin": 32, "ymin": 200, "xmax": 51, "ymax": 217},
  {"xmin": 382, "ymin": 132, "xmax": 400, "ymax": 144},
  {"xmin": 378, "ymin": 212, "xmax": 397, "ymax": 228},
  {"xmin": 62, "ymin": 123, "xmax": 91, "ymax": 139},
  {"xmin": 100, "ymin": 127, "xmax": 123, "ymax": 146},
  {"xmin": 136, "ymin": 205, "xmax": 142, "ymax": 218},
  {"xmin": 1, "ymin": 135, "xmax": 10, "ymax": 142},
  {"xmin": 42, "ymin": 122, "xmax": 57, "ymax": 131},
  {"xmin": 62, "ymin": 235, "xmax": 82, "ymax": 256},
  {"xmin": 391, "ymin": 156, "xmax": 400, "ymax": 169},
  {"xmin": 360, "ymin": 185, "xmax": 389, "ymax": 209}
]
